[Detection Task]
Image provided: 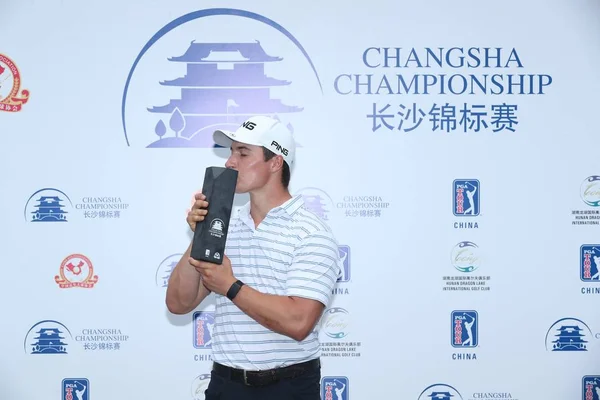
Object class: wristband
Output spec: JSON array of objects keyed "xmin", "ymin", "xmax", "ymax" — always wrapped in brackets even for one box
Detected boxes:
[{"xmin": 226, "ymin": 280, "xmax": 245, "ymax": 301}]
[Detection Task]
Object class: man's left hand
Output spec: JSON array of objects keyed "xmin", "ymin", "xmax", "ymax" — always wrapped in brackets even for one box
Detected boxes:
[{"xmin": 189, "ymin": 255, "xmax": 237, "ymax": 296}]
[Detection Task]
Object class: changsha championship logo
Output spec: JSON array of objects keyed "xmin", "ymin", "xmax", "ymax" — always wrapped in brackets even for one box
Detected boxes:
[
  {"xmin": 121, "ymin": 8, "xmax": 322, "ymax": 149},
  {"xmin": 0, "ymin": 54, "xmax": 30, "ymax": 112}
]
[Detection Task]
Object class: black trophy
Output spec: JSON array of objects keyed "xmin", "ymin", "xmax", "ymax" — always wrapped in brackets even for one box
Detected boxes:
[{"xmin": 190, "ymin": 166, "xmax": 238, "ymax": 264}]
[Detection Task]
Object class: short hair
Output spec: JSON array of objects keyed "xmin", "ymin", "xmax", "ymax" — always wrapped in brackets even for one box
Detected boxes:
[{"xmin": 262, "ymin": 147, "xmax": 290, "ymax": 188}]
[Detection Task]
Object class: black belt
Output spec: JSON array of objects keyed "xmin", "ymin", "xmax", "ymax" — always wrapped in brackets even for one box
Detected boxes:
[{"xmin": 212, "ymin": 358, "xmax": 320, "ymax": 387}]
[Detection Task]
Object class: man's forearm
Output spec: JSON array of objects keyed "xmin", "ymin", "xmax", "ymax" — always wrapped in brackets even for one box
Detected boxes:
[
  {"xmin": 231, "ymin": 285, "xmax": 314, "ymax": 342},
  {"xmin": 165, "ymin": 243, "xmax": 211, "ymax": 314}
]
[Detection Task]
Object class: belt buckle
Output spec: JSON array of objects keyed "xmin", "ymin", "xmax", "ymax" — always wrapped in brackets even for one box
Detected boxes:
[{"xmin": 243, "ymin": 370, "xmax": 249, "ymax": 386}]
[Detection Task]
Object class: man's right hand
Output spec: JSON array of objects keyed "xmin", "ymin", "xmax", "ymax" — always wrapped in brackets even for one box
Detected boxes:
[{"xmin": 187, "ymin": 192, "xmax": 209, "ymax": 232}]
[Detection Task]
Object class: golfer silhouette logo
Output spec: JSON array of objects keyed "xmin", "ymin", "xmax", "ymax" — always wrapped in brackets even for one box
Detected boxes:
[
  {"xmin": 582, "ymin": 376, "xmax": 600, "ymax": 400},
  {"xmin": 451, "ymin": 311, "xmax": 478, "ymax": 348},
  {"xmin": 193, "ymin": 311, "xmax": 215, "ymax": 349},
  {"xmin": 321, "ymin": 377, "xmax": 349, "ymax": 400},
  {"xmin": 581, "ymin": 245, "xmax": 600, "ymax": 282},
  {"xmin": 337, "ymin": 245, "xmax": 351, "ymax": 282},
  {"xmin": 453, "ymin": 179, "xmax": 480, "ymax": 217},
  {"xmin": 62, "ymin": 379, "xmax": 89, "ymax": 400}
]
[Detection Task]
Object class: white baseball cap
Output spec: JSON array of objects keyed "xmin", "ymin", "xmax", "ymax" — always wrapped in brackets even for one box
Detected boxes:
[{"xmin": 213, "ymin": 115, "xmax": 296, "ymax": 166}]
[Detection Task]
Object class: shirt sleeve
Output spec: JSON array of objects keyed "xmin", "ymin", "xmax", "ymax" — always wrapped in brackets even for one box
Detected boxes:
[{"xmin": 286, "ymin": 230, "xmax": 342, "ymax": 307}]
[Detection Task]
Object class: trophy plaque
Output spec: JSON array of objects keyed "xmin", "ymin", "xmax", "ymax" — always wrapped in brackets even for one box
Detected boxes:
[{"xmin": 190, "ymin": 166, "xmax": 238, "ymax": 264}]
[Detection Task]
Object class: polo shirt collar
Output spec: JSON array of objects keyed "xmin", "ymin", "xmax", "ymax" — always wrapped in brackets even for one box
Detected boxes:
[
  {"xmin": 278, "ymin": 195, "xmax": 304, "ymax": 215},
  {"xmin": 237, "ymin": 195, "xmax": 304, "ymax": 229}
]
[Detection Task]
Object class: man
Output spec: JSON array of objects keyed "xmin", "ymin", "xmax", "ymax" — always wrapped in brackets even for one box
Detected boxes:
[{"xmin": 165, "ymin": 115, "xmax": 342, "ymax": 400}]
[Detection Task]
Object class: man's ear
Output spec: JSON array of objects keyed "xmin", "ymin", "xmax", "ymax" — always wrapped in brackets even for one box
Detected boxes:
[{"xmin": 270, "ymin": 155, "xmax": 284, "ymax": 173}]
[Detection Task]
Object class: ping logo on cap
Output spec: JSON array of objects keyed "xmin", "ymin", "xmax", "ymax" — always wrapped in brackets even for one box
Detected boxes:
[
  {"xmin": 271, "ymin": 140, "xmax": 289, "ymax": 156},
  {"xmin": 242, "ymin": 121, "xmax": 256, "ymax": 130}
]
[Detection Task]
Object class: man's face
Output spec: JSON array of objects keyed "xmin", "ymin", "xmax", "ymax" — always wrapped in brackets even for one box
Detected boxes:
[{"xmin": 225, "ymin": 141, "xmax": 271, "ymax": 193}]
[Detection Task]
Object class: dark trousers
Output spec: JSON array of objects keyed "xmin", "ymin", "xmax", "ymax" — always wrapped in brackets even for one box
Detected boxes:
[{"xmin": 204, "ymin": 360, "xmax": 321, "ymax": 400}]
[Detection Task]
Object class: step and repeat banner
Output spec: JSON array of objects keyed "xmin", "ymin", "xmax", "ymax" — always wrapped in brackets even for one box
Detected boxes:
[{"xmin": 1, "ymin": 0, "xmax": 600, "ymax": 399}]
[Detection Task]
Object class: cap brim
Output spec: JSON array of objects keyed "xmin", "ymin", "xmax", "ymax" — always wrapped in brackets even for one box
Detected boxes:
[{"xmin": 213, "ymin": 130, "xmax": 234, "ymax": 148}]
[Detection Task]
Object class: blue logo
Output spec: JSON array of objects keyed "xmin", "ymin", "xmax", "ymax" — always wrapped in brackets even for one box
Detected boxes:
[
  {"xmin": 24, "ymin": 320, "xmax": 72, "ymax": 355},
  {"xmin": 418, "ymin": 383, "xmax": 464, "ymax": 400},
  {"xmin": 321, "ymin": 376, "xmax": 349, "ymax": 400},
  {"xmin": 155, "ymin": 253, "xmax": 183, "ymax": 287},
  {"xmin": 581, "ymin": 245, "xmax": 600, "ymax": 282},
  {"xmin": 338, "ymin": 245, "xmax": 351, "ymax": 282},
  {"xmin": 295, "ymin": 187, "xmax": 335, "ymax": 221},
  {"xmin": 453, "ymin": 179, "xmax": 480, "ymax": 216},
  {"xmin": 451, "ymin": 310, "xmax": 478, "ymax": 348},
  {"xmin": 583, "ymin": 376, "xmax": 600, "ymax": 400},
  {"xmin": 24, "ymin": 188, "xmax": 72, "ymax": 222},
  {"xmin": 193, "ymin": 311, "xmax": 215, "ymax": 349},
  {"xmin": 545, "ymin": 317, "xmax": 595, "ymax": 352},
  {"xmin": 122, "ymin": 8, "xmax": 322, "ymax": 148},
  {"xmin": 62, "ymin": 379, "xmax": 89, "ymax": 400}
]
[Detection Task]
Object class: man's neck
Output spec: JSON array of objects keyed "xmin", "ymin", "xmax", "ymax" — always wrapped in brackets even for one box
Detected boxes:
[{"xmin": 248, "ymin": 187, "xmax": 292, "ymax": 228}]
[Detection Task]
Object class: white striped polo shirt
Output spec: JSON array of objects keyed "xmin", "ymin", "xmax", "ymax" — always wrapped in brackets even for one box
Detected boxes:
[{"xmin": 211, "ymin": 194, "xmax": 342, "ymax": 370}]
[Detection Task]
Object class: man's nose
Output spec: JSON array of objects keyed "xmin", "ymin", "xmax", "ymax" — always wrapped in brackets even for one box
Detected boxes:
[{"xmin": 225, "ymin": 157, "xmax": 236, "ymax": 169}]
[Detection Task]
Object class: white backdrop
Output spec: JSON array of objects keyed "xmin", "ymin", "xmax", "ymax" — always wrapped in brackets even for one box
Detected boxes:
[{"xmin": 2, "ymin": 1, "xmax": 600, "ymax": 399}]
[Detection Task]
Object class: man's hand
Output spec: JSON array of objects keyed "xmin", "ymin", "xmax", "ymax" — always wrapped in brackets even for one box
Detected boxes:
[
  {"xmin": 187, "ymin": 192, "xmax": 209, "ymax": 232},
  {"xmin": 189, "ymin": 255, "xmax": 237, "ymax": 296}
]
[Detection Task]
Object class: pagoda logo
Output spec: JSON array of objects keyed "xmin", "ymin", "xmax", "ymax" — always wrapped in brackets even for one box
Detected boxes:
[
  {"xmin": 55, "ymin": 254, "xmax": 99, "ymax": 289},
  {"xmin": 155, "ymin": 253, "xmax": 183, "ymax": 287},
  {"xmin": 24, "ymin": 188, "xmax": 130, "ymax": 222},
  {"xmin": 294, "ymin": 187, "xmax": 335, "ymax": 221},
  {"xmin": 121, "ymin": 8, "xmax": 322, "ymax": 148},
  {"xmin": 24, "ymin": 188, "xmax": 72, "ymax": 222},
  {"xmin": 24, "ymin": 320, "xmax": 73, "ymax": 355},
  {"xmin": 0, "ymin": 54, "xmax": 30, "ymax": 112},
  {"xmin": 417, "ymin": 384, "xmax": 464, "ymax": 400},
  {"xmin": 545, "ymin": 317, "xmax": 600, "ymax": 352}
]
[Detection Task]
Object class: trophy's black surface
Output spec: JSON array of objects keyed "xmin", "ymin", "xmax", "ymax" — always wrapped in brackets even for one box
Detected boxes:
[{"xmin": 190, "ymin": 167, "xmax": 238, "ymax": 264}]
